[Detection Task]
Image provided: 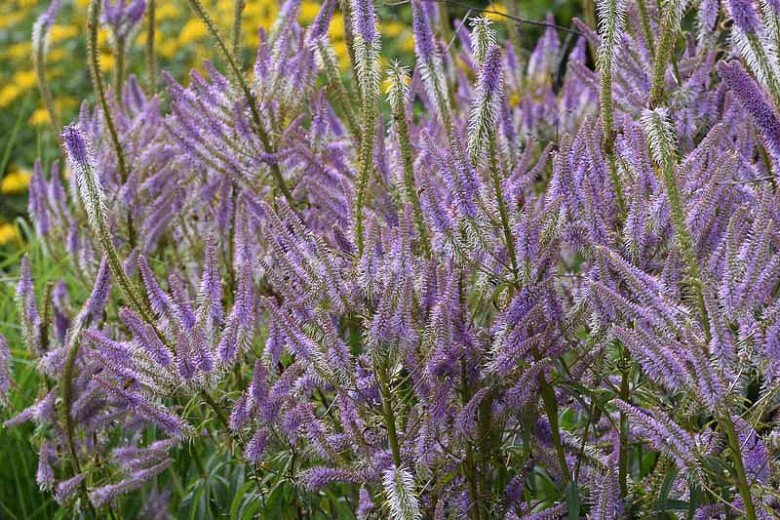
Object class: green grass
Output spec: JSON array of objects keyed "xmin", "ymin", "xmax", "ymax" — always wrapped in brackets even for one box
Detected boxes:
[{"xmin": 0, "ymin": 234, "xmax": 59, "ymax": 519}]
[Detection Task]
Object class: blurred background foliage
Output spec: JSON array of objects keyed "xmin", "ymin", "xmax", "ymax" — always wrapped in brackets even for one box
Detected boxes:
[{"xmin": 0, "ymin": 0, "xmax": 581, "ymax": 517}]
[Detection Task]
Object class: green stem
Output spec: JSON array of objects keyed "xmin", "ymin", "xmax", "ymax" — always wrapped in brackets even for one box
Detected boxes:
[
  {"xmin": 539, "ymin": 372, "xmax": 570, "ymax": 485},
  {"xmin": 618, "ymin": 347, "xmax": 630, "ymax": 497},
  {"xmin": 113, "ymin": 35, "xmax": 125, "ymax": 103},
  {"xmin": 61, "ymin": 327, "xmax": 98, "ymax": 517},
  {"xmin": 316, "ymin": 40, "xmax": 361, "ymax": 142},
  {"xmin": 460, "ymin": 361, "xmax": 482, "ymax": 520},
  {"xmin": 87, "ymin": 0, "xmax": 127, "ymax": 185},
  {"xmin": 744, "ymin": 32, "xmax": 780, "ymax": 110},
  {"xmin": 721, "ymin": 414, "xmax": 757, "ymax": 520},
  {"xmin": 393, "ymin": 105, "xmax": 431, "ymax": 258},
  {"xmin": 598, "ymin": 0, "xmax": 627, "ymax": 221},
  {"xmin": 231, "ymin": 0, "xmax": 246, "ymax": 60},
  {"xmin": 657, "ymin": 146, "xmax": 710, "ymax": 340},
  {"xmin": 636, "ymin": 0, "xmax": 654, "ymax": 54},
  {"xmin": 338, "ymin": 0, "xmax": 359, "ymax": 94},
  {"xmin": 145, "ymin": 0, "xmax": 157, "ymax": 93},
  {"xmin": 353, "ymin": 43, "xmax": 378, "ymax": 254},
  {"xmin": 201, "ymin": 390, "xmax": 230, "ymax": 431},
  {"xmin": 606, "ymin": 152, "xmax": 626, "ymax": 223},
  {"xmin": 33, "ymin": 28, "xmax": 61, "ymax": 132},
  {"xmin": 377, "ymin": 365, "xmax": 401, "ymax": 467},
  {"xmin": 487, "ymin": 134, "xmax": 518, "ymax": 280},
  {"xmin": 649, "ymin": 0, "xmax": 679, "ymax": 107}
]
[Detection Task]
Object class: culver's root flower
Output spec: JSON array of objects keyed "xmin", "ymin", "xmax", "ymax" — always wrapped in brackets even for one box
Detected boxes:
[{"xmin": 8, "ymin": 0, "xmax": 780, "ymax": 518}]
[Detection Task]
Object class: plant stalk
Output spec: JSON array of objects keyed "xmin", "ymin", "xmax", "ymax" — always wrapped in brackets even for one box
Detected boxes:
[{"xmin": 145, "ymin": 0, "xmax": 157, "ymax": 93}]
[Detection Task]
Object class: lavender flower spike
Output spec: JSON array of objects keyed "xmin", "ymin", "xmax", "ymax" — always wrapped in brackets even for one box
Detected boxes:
[
  {"xmin": 728, "ymin": 0, "xmax": 762, "ymax": 33},
  {"xmin": 0, "ymin": 333, "xmax": 12, "ymax": 405},
  {"xmin": 63, "ymin": 125, "xmax": 105, "ymax": 231},
  {"xmin": 307, "ymin": 0, "xmax": 336, "ymax": 43},
  {"xmin": 352, "ymin": 0, "xmax": 377, "ymax": 43},
  {"xmin": 718, "ymin": 60, "xmax": 780, "ymax": 159},
  {"xmin": 411, "ymin": 0, "xmax": 436, "ymax": 62},
  {"xmin": 468, "ymin": 44, "xmax": 504, "ymax": 163}
]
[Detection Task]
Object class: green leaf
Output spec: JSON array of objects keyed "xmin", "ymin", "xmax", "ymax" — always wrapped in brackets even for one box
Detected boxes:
[{"xmin": 566, "ymin": 479, "xmax": 581, "ymax": 519}]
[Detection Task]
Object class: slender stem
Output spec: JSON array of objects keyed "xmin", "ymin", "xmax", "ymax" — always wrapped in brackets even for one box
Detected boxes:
[
  {"xmin": 231, "ymin": 0, "xmax": 246, "ymax": 60},
  {"xmin": 87, "ymin": 0, "xmax": 128, "ymax": 185},
  {"xmin": 437, "ymin": 0, "xmax": 453, "ymax": 51},
  {"xmin": 657, "ymin": 145, "xmax": 710, "ymax": 340},
  {"xmin": 185, "ymin": 0, "xmax": 295, "ymax": 207},
  {"xmin": 649, "ymin": 0, "xmax": 679, "ymax": 107},
  {"xmin": 636, "ymin": 0, "xmax": 654, "ymax": 54},
  {"xmin": 487, "ymin": 134, "xmax": 518, "ymax": 280},
  {"xmin": 393, "ymin": 104, "xmax": 431, "ymax": 257},
  {"xmin": 460, "ymin": 360, "xmax": 482, "ymax": 520},
  {"xmin": 145, "ymin": 0, "xmax": 157, "ymax": 93},
  {"xmin": 40, "ymin": 282, "xmax": 53, "ymax": 354},
  {"xmin": 338, "ymin": 0, "xmax": 359, "ymax": 87},
  {"xmin": 538, "ymin": 372, "xmax": 570, "ymax": 485},
  {"xmin": 582, "ymin": 0, "xmax": 598, "ymax": 63},
  {"xmin": 316, "ymin": 40, "xmax": 361, "ymax": 141},
  {"xmin": 201, "ymin": 389, "xmax": 230, "ymax": 431},
  {"xmin": 113, "ymin": 35, "xmax": 126, "ymax": 103},
  {"xmin": 606, "ymin": 152, "xmax": 626, "ymax": 223},
  {"xmin": 377, "ymin": 365, "xmax": 402, "ymax": 467},
  {"xmin": 721, "ymin": 413, "xmax": 757, "ymax": 520},
  {"xmin": 61, "ymin": 327, "xmax": 98, "ymax": 517},
  {"xmin": 744, "ymin": 31, "xmax": 780, "ymax": 110},
  {"xmin": 599, "ymin": 0, "xmax": 627, "ymax": 221},
  {"xmin": 618, "ymin": 347, "xmax": 630, "ymax": 497},
  {"xmin": 33, "ymin": 30, "xmax": 61, "ymax": 132},
  {"xmin": 353, "ymin": 41, "xmax": 378, "ymax": 253}
]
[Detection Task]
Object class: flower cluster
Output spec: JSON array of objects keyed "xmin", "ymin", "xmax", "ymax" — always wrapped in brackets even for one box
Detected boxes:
[{"xmin": 4, "ymin": 0, "xmax": 780, "ymax": 517}]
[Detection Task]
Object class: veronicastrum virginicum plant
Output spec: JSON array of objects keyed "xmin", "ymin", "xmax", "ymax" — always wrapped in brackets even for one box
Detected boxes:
[{"xmin": 4, "ymin": 0, "xmax": 780, "ymax": 517}]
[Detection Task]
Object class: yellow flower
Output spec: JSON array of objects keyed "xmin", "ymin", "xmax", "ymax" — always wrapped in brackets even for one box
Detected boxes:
[
  {"xmin": 29, "ymin": 108, "xmax": 51, "ymax": 126},
  {"xmin": 48, "ymin": 48, "xmax": 68, "ymax": 62},
  {"xmin": 383, "ymin": 21, "xmax": 405, "ymax": 38},
  {"xmin": 0, "ymin": 85, "xmax": 21, "ymax": 107},
  {"xmin": 100, "ymin": 52, "xmax": 116, "ymax": 71},
  {"xmin": 158, "ymin": 40, "xmax": 178, "ymax": 58},
  {"xmin": 49, "ymin": 24, "xmax": 79, "ymax": 43},
  {"xmin": 6, "ymin": 42, "xmax": 32, "ymax": 60},
  {"xmin": 333, "ymin": 41, "xmax": 350, "ymax": 68},
  {"xmin": 0, "ymin": 12, "xmax": 24, "ymax": 30},
  {"xmin": 299, "ymin": 0, "xmax": 320, "ymax": 23},
  {"xmin": 14, "ymin": 70, "xmax": 37, "ymax": 89},
  {"xmin": 0, "ymin": 223, "xmax": 21, "ymax": 246},
  {"xmin": 1, "ymin": 168, "xmax": 32, "ymax": 194},
  {"xmin": 179, "ymin": 19, "xmax": 209, "ymax": 45},
  {"xmin": 98, "ymin": 28, "xmax": 110, "ymax": 47},
  {"xmin": 485, "ymin": 3, "xmax": 508, "ymax": 21},
  {"xmin": 398, "ymin": 38, "xmax": 415, "ymax": 53},
  {"xmin": 328, "ymin": 14, "xmax": 344, "ymax": 39},
  {"xmin": 156, "ymin": 3, "xmax": 181, "ymax": 20}
]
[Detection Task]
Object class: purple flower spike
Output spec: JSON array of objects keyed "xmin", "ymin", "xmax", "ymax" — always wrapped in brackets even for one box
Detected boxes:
[
  {"xmin": 85, "ymin": 257, "xmax": 112, "ymax": 319},
  {"xmin": 412, "ymin": 0, "xmax": 436, "ymax": 61},
  {"xmin": 103, "ymin": 0, "xmax": 147, "ymax": 39},
  {"xmin": 728, "ymin": 0, "xmax": 761, "ymax": 32},
  {"xmin": 0, "ymin": 334, "xmax": 11, "ymax": 404},
  {"xmin": 307, "ymin": 0, "xmax": 336, "ymax": 43},
  {"xmin": 718, "ymin": 61, "xmax": 780, "ymax": 159},
  {"xmin": 352, "ymin": 0, "xmax": 377, "ymax": 42},
  {"xmin": 62, "ymin": 125, "xmax": 89, "ymax": 167},
  {"xmin": 481, "ymin": 45, "xmax": 504, "ymax": 97}
]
